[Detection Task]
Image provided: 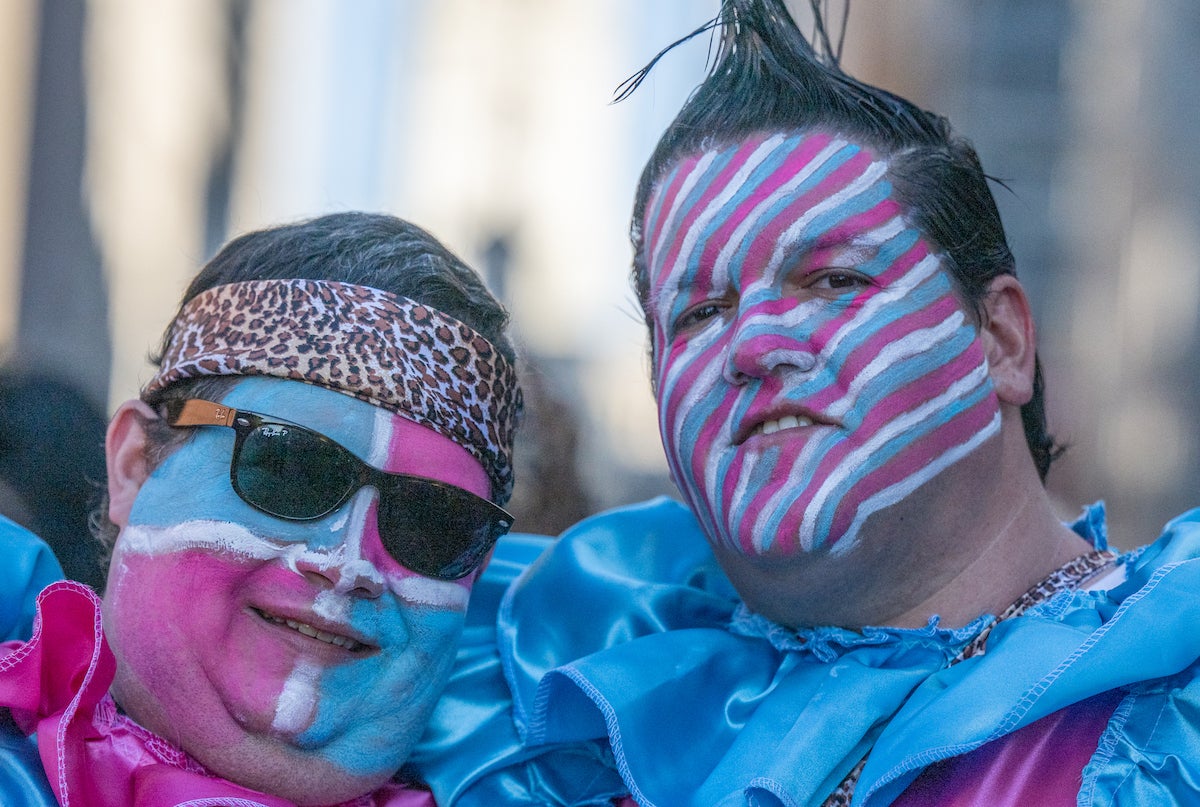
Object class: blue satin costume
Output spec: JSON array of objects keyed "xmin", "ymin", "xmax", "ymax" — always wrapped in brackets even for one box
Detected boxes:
[
  {"xmin": 410, "ymin": 499, "xmax": 1200, "ymax": 806},
  {"xmin": 9, "ymin": 506, "xmax": 1200, "ymax": 806},
  {"xmin": 1, "ymin": 515, "xmax": 64, "ymax": 806}
]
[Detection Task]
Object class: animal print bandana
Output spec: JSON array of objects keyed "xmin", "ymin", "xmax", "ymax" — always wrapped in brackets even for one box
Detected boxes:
[{"xmin": 144, "ymin": 279, "xmax": 522, "ymax": 502}]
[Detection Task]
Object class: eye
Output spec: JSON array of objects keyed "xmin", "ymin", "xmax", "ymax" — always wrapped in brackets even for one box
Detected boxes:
[
  {"xmin": 804, "ymin": 269, "xmax": 873, "ymax": 297},
  {"xmin": 671, "ymin": 300, "xmax": 730, "ymax": 337}
]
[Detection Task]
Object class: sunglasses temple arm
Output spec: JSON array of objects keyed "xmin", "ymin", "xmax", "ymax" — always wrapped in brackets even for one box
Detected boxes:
[{"xmin": 165, "ymin": 398, "xmax": 240, "ymax": 428}]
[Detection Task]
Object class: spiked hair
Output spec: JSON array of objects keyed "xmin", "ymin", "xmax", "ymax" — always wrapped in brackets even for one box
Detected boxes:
[{"xmin": 625, "ymin": 0, "xmax": 1063, "ymax": 480}]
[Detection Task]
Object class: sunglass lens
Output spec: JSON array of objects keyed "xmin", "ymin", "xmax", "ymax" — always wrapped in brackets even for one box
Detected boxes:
[
  {"xmin": 234, "ymin": 424, "xmax": 357, "ymax": 519},
  {"xmin": 376, "ymin": 481, "xmax": 503, "ymax": 580}
]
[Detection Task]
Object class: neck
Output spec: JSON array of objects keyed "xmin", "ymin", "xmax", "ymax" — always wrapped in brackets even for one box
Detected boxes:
[{"xmin": 882, "ymin": 486, "xmax": 1089, "ymax": 628}]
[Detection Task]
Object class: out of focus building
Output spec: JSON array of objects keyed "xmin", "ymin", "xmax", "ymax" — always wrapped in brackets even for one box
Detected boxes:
[{"xmin": 0, "ymin": 0, "xmax": 1196, "ymax": 545}]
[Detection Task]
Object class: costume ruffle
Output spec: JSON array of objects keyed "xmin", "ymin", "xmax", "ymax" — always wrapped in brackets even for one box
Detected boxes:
[
  {"xmin": 406, "ymin": 532, "xmax": 630, "ymax": 806},
  {"xmin": 413, "ymin": 498, "xmax": 1200, "ymax": 807},
  {"xmin": 0, "ymin": 581, "xmax": 434, "ymax": 807}
]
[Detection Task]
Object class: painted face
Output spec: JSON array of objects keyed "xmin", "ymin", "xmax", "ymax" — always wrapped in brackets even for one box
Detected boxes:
[
  {"xmin": 644, "ymin": 131, "xmax": 1001, "ymax": 558},
  {"xmin": 102, "ymin": 376, "xmax": 491, "ymax": 801}
]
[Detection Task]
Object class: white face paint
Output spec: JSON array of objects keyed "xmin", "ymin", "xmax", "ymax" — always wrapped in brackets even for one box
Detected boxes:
[{"xmin": 102, "ymin": 376, "xmax": 491, "ymax": 801}]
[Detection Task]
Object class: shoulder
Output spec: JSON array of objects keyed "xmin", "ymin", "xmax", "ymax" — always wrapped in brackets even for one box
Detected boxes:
[
  {"xmin": 499, "ymin": 497, "xmax": 736, "ymax": 667},
  {"xmin": 1080, "ymin": 657, "xmax": 1200, "ymax": 805}
]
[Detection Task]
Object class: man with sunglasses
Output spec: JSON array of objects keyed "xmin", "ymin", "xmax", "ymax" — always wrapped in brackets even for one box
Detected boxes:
[{"xmin": 0, "ymin": 212, "xmax": 523, "ymax": 806}]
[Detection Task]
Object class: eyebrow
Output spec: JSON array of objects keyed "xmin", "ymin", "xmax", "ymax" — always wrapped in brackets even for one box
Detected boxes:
[{"xmin": 808, "ymin": 230, "xmax": 887, "ymax": 254}]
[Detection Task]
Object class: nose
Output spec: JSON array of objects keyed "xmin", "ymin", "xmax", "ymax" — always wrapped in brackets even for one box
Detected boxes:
[
  {"xmin": 295, "ymin": 556, "xmax": 385, "ymax": 598},
  {"xmin": 723, "ymin": 304, "xmax": 819, "ymax": 384},
  {"xmin": 293, "ymin": 487, "xmax": 387, "ymax": 598}
]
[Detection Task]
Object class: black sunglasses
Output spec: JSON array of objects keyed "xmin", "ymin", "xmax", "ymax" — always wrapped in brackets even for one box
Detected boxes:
[{"xmin": 164, "ymin": 398, "xmax": 512, "ymax": 581}]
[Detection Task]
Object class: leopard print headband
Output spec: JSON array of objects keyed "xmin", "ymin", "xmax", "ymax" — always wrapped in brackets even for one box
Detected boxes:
[{"xmin": 144, "ymin": 279, "xmax": 522, "ymax": 503}]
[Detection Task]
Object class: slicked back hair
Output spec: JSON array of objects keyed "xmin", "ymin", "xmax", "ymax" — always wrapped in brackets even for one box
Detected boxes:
[{"xmin": 626, "ymin": 0, "xmax": 1062, "ymax": 480}]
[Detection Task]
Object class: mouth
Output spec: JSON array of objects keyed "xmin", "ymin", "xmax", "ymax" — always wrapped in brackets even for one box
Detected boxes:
[
  {"xmin": 754, "ymin": 414, "xmax": 815, "ymax": 436},
  {"xmin": 251, "ymin": 607, "xmax": 371, "ymax": 653},
  {"xmin": 735, "ymin": 408, "xmax": 835, "ymax": 445}
]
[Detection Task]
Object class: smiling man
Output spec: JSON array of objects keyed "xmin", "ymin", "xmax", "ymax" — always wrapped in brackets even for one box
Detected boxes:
[
  {"xmin": 409, "ymin": 3, "xmax": 1200, "ymax": 806},
  {"xmin": 0, "ymin": 213, "xmax": 522, "ymax": 806},
  {"xmin": 641, "ymin": 127, "xmax": 1088, "ymax": 631}
]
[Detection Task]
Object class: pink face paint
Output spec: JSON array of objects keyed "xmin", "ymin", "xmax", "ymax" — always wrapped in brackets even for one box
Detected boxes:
[
  {"xmin": 644, "ymin": 131, "xmax": 1001, "ymax": 558},
  {"xmin": 103, "ymin": 377, "xmax": 489, "ymax": 798}
]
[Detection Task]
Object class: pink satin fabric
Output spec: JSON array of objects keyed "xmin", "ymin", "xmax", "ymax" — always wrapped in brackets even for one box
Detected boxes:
[
  {"xmin": 891, "ymin": 689, "xmax": 1124, "ymax": 806},
  {"xmin": 0, "ymin": 581, "xmax": 435, "ymax": 807}
]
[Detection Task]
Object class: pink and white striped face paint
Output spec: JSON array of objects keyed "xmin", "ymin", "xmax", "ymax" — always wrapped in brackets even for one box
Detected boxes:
[{"xmin": 643, "ymin": 130, "xmax": 1002, "ymax": 557}]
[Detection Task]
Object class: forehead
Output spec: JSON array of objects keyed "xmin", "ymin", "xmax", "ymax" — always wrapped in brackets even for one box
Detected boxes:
[
  {"xmin": 221, "ymin": 378, "xmax": 391, "ymax": 460},
  {"xmin": 643, "ymin": 130, "xmax": 907, "ymax": 283},
  {"xmin": 220, "ymin": 378, "xmax": 488, "ymax": 490},
  {"xmin": 651, "ymin": 128, "xmax": 893, "ymax": 212}
]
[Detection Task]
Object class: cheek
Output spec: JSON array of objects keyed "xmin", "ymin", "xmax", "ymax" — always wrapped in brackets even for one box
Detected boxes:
[
  {"xmin": 104, "ymin": 548, "xmax": 253, "ymax": 701},
  {"xmin": 656, "ymin": 333, "xmax": 733, "ymax": 446},
  {"xmin": 108, "ymin": 549, "xmax": 235, "ymax": 640},
  {"xmin": 845, "ymin": 307, "xmax": 989, "ymax": 426}
]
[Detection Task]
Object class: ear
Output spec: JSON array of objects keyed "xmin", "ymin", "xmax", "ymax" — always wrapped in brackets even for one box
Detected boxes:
[
  {"xmin": 106, "ymin": 399, "xmax": 159, "ymax": 529},
  {"xmin": 979, "ymin": 275, "xmax": 1036, "ymax": 406}
]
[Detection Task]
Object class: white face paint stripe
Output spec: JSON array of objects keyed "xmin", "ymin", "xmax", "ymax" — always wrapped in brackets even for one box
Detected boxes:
[
  {"xmin": 392, "ymin": 576, "xmax": 470, "ymax": 610},
  {"xmin": 119, "ymin": 521, "xmax": 468, "ymax": 608},
  {"xmin": 272, "ymin": 658, "xmax": 321, "ymax": 733},
  {"xmin": 332, "ymin": 492, "xmax": 386, "ymax": 593},
  {"xmin": 119, "ymin": 520, "xmax": 300, "ymax": 559},
  {"xmin": 367, "ymin": 405, "xmax": 392, "ymax": 467}
]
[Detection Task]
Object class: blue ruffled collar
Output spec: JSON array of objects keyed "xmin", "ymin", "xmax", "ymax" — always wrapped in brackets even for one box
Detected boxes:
[{"xmin": 728, "ymin": 605, "xmax": 991, "ymax": 663}]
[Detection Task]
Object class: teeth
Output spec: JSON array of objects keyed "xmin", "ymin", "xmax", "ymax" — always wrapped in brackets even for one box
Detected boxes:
[
  {"xmin": 756, "ymin": 415, "xmax": 814, "ymax": 436},
  {"xmin": 258, "ymin": 610, "xmax": 363, "ymax": 651}
]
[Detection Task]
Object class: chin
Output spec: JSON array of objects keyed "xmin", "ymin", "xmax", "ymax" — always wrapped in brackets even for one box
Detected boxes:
[{"xmin": 195, "ymin": 738, "xmax": 391, "ymax": 805}]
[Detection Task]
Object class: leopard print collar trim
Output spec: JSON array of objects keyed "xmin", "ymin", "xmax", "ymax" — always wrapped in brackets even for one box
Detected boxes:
[{"xmin": 144, "ymin": 279, "xmax": 522, "ymax": 502}]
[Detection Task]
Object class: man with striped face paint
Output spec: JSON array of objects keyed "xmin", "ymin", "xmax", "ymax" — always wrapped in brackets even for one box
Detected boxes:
[
  {"xmin": 407, "ymin": 3, "xmax": 1200, "ymax": 806},
  {"xmin": 639, "ymin": 127, "xmax": 1054, "ymax": 631},
  {"xmin": 647, "ymin": 130, "xmax": 1002, "ymax": 562},
  {"xmin": 0, "ymin": 214, "xmax": 522, "ymax": 807}
]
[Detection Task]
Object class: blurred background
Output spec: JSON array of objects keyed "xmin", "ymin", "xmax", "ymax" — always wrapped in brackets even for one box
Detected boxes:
[{"xmin": 0, "ymin": 0, "xmax": 1197, "ymax": 586}]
